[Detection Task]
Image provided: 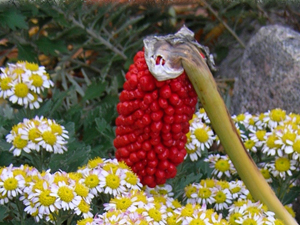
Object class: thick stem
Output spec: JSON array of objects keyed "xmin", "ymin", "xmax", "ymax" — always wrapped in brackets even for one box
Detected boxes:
[
  {"xmin": 143, "ymin": 26, "xmax": 297, "ymax": 224},
  {"xmin": 180, "ymin": 48, "xmax": 297, "ymax": 225}
]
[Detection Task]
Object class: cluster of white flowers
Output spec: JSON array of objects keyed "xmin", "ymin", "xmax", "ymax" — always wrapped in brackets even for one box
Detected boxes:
[
  {"xmin": 186, "ymin": 108, "xmax": 300, "ymax": 184},
  {"xmin": 0, "ymin": 61, "xmax": 54, "ymax": 109},
  {"xmin": 6, "ymin": 116, "xmax": 69, "ymax": 156},
  {"xmin": 0, "ymin": 157, "xmax": 142, "ymax": 224}
]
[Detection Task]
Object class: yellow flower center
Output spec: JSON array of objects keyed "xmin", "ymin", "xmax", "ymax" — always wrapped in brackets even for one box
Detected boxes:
[
  {"xmin": 14, "ymin": 83, "xmax": 29, "ymax": 98},
  {"xmin": 215, "ymin": 159, "xmax": 230, "ymax": 172},
  {"xmin": 293, "ymin": 140, "xmax": 300, "ymax": 153},
  {"xmin": 74, "ymin": 183, "xmax": 89, "ymax": 197},
  {"xmin": 255, "ymin": 130, "xmax": 266, "ymax": 141},
  {"xmin": 148, "ymin": 208, "xmax": 162, "ymax": 222},
  {"xmin": 242, "ymin": 218, "xmax": 257, "ymax": 225},
  {"xmin": 125, "ymin": 171, "xmax": 138, "ymax": 185},
  {"xmin": 4, "ymin": 177, "xmax": 18, "ymax": 190},
  {"xmin": 30, "ymin": 74, "xmax": 43, "ymax": 87},
  {"xmin": 28, "ymin": 127, "xmax": 41, "ymax": 143},
  {"xmin": 103, "ymin": 163, "xmax": 119, "ymax": 173},
  {"xmin": 77, "ymin": 218, "xmax": 94, "ymax": 225},
  {"xmin": 57, "ymin": 186, "xmax": 74, "ymax": 203},
  {"xmin": 260, "ymin": 168, "xmax": 271, "ymax": 179},
  {"xmin": 217, "ymin": 180, "xmax": 230, "ymax": 189},
  {"xmin": 84, "ymin": 174, "xmax": 99, "ymax": 188},
  {"xmin": 266, "ymin": 135, "xmax": 280, "ymax": 149},
  {"xmin": 106, "ymin": 174, "xmax": 120, "ymax": 189},
  {"xmin": 167, "ymin": 215, "xmax": 181, "ymax": 225},
  {"xmin": 200, "ymin": 179, "xmax": 215, "ymax": 188},
  {"xmin": 0, "ymin": 77, "xmax": 12, "ymax": 90},
  {"xmin": 50, "ymin": 124, "xmax": 63, "ymax": 135},
  {"xmin": 181, "ymin": 204, "xmax": 194, "ymax": 217},
  {"xmin": 245, "ymin": 207, "xmax": 261, "ymax": 216},
  {"xmin": 229, "ymin": 212, "xmax": 242, "ymax": 225},
  {"xmin": 13, "ymin": 68, "xmax": 25, "ymax": 77},
  {"xmin": 186, "ymin": 146, "xmax": 197, "ymax": 154},
  {"xmin": 190, "ymin": 219, "xmax": 206, "ymax": 225},
  {"xmin": 186, "ymin": 131, "xmax": 192, "ymax": 143},
  {"xmin": 270, "ymin": 109, "xmax": 286, "ymax": 122},
  {"xmin": 42, "ymin": 131, "xmax": 57, "ymax": 145},
  {"xmin": 185, "ymin": 185, "xmax": 197, "ymax": 198},
  {"xmin": 87, "ymin": 157, "xmax": 103, "ymax": 168},
  {"xmin": 39, "ymin": 189, "xmax": 56, "ymax": 206},
  {"xmin": 25, "ymin": 62, "xmax": 39, "ymax": 71},
  {"xmin": 282, "ymin": 131, "xmax": 296, "ymax": 145},
  {"xmin": 115, "ymin": 197, "xmax": 132, "ymax": 210},
  {"xmin": 231, "ymin": 186, "xmax": 241, "ymax": 194},
  {"xmin": 215, "ymin": 190, "xmax": 227, "ymax": 203},
  {"xmin": 13, "ymin": 135, "xmax": 28, "ymax": 149},
  {"xmin": 236, "ymin": 114, "xmax": 245, "ymax": 122},
  {"xmin": 244, "ymin": 140, "xmax": 255, "ymax": 150},
  {"xmin": 275, "ymin": 157, "xmax": 290, "ymax": 172},
  {"xmin": 78, "ymin": 200, "xmax": 90, "ymax": 213},
  {"xmin": 198, "ymin": 187, "xmax": 211, "ymax": 199},
  {"xmin": 194, "ymin": 127, "xmax": 209, "ymax": 143}
]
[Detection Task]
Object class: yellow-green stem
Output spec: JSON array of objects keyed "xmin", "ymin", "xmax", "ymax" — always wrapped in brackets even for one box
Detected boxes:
[{"xmin": 180, "ymin": 49, "xmax": 297, "ymax": 225}]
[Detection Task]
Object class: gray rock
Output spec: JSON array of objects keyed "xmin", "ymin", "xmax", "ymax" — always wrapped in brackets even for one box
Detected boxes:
[{"xmin": 220, "ymin": 25, "xmax": 300, "ymax": 115}]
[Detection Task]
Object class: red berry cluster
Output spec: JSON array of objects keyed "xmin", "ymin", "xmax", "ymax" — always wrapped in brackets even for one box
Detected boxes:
[{"xmin": 114, "ymin": 50, "xmax": 198, "ymax": 187}]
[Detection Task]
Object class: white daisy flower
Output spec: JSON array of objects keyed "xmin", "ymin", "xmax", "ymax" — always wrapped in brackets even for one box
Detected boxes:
[
  {"xmin": 205, "ymin": 154, "xmax": 236, "ymax": 179},
  {"xmin": 74, "ymin": 199, "xmax": 93, "ymax": 218},
  {"xmin": 261, "ymin": 132, "xmax": 282, "ymax": 156},
  {"xmin": 232, "ymin": 112, "xmax": 253, "ymax": 127},
  {"xmin": 196, "ymin": 184, "xmax": 215, "ymax": 206},
  {"xmin": 235, "ymin": 213, "xmax": 264, "ymax": 225},
  {"xmin": 263, "ymin": 108, "xmax": 288, "ymax": 129},
  {"xmin": 189, "ymin": 122, "xmax": 215, "ymax": 151},
  {"xmin": 51, "ymin": 181, "xmax": 81, "ymax": 211},
  {"xmin": 229, "ymin": 180, "xmax": 249, "ymax": 200},
  {"xmin": 0, "ymin": 74, "xmax": 13, "ymax": 99},
  {"xmin": 268, "ymin": 157, "xmax": 297, "ymax": 179},
  {"xmin": 212, "ymin": 187, "xmax": 232, "ymax": 211},
  {"xmin": 249, "ymin": 129, "xmax": 267, "ymax": 148},
  {"xmin": 142, "ymin": 203, "xmax": 167, "ymax": 225},
  {"xmin": 274, "ymin": 126, "xmax": 298, "ymax": 155},
  {"xmin": 0, "ymin": 166, "xmax": 26, "ymax": 199},
  {"xmin": 81, "ymin": 168, "xmax": 103, "ymax": 196},
  {"xmin": 35, "ymin": 125, "xmax": 68, "ymax": 154},
  {"xmin": 99, "ymin": 168, "xmax": 126, "ymax": 196}
]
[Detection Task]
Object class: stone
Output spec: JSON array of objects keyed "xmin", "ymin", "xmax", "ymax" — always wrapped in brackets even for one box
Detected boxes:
[{"xmin": 219, "ymin": 25, "xmax": 300, "ymax": 115}]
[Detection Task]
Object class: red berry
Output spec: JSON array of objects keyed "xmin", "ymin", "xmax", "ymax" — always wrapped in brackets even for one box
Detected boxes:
[
  {"xmin": 115, "ymin": 50, "xmax": 197, "ymax": 187},
  {"xmin": 160, "ymin": 85, "xmax": 171, "ymax": 99}
]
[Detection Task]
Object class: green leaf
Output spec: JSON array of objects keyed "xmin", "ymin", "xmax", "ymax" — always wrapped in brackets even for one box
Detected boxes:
[
  {"xmin": 83, "ymin": 81, "xmax": 107, "ymax": 101},
  {"xmin": 17, "ymin": 44, "xmax": 38, "ymax": 63},
  {"xmin": 95, "ymin": 118, "xmax": 108, "ymax": 133},
  {"xmin": 36, "ymin": 37, "xmax": 68, "ymax": 56},
  {"xmin": 0, "ymin": 9, "xmax": 28, "ymax": 30},
  {"xmin": 0, "ymin": 205, "xmax": 8, "ymax": 222}
]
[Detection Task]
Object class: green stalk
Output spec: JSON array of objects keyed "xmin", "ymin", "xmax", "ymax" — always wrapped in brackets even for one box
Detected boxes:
[{"xmin": 180, "ymin": 46, "xmax": 297, "ymax": 224}]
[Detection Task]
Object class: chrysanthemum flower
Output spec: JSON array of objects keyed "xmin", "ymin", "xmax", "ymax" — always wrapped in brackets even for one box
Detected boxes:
[
  {"xmin": 263, "ymin": 108, "xmax": 288, "ymax": 129},
  {"xmin": 269, "ymin": 157, "xmax": 297, "ymax": 179},
  {"xmin": 51, "ymin": 181, "xmax": 81, "ymax": 210},
  {"xmin": 205, "ymin": 154, "xmax": 236, "ymax": 179},
  {"xmin": 212, "ymin": 187, "xmax": 232, "ymax": 211},
  {"xmin": 81, "ymin": 168, "xmax": 103, "ymax": 196},
  {"xmin": 189, "ymin": 122, "xmax": 216, "ymax": 151},
  {"xmin": 274, "ymin": 126, "xmax": 298, "ymax": 155},
  {"xmin": 74, "ymin": 199, "xmax": 93, "ymax": 218},
  {"xmin": 142, "ymin": 202, "xmax": 168, "ymax": 225},
  {"xmin": 261, "ymin": 132, "xmax": 282, "ymax": 156},
  {"xmin": 229, "ymin": 180, "xmax": 249, "ymax": 200},
  {"xmin": 0, "ymin": 166, "xmax": 26, "ymax": 199},
  {"xmin": 99, "ymin": 168, "xmax": 126, "ymax": 196}
]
